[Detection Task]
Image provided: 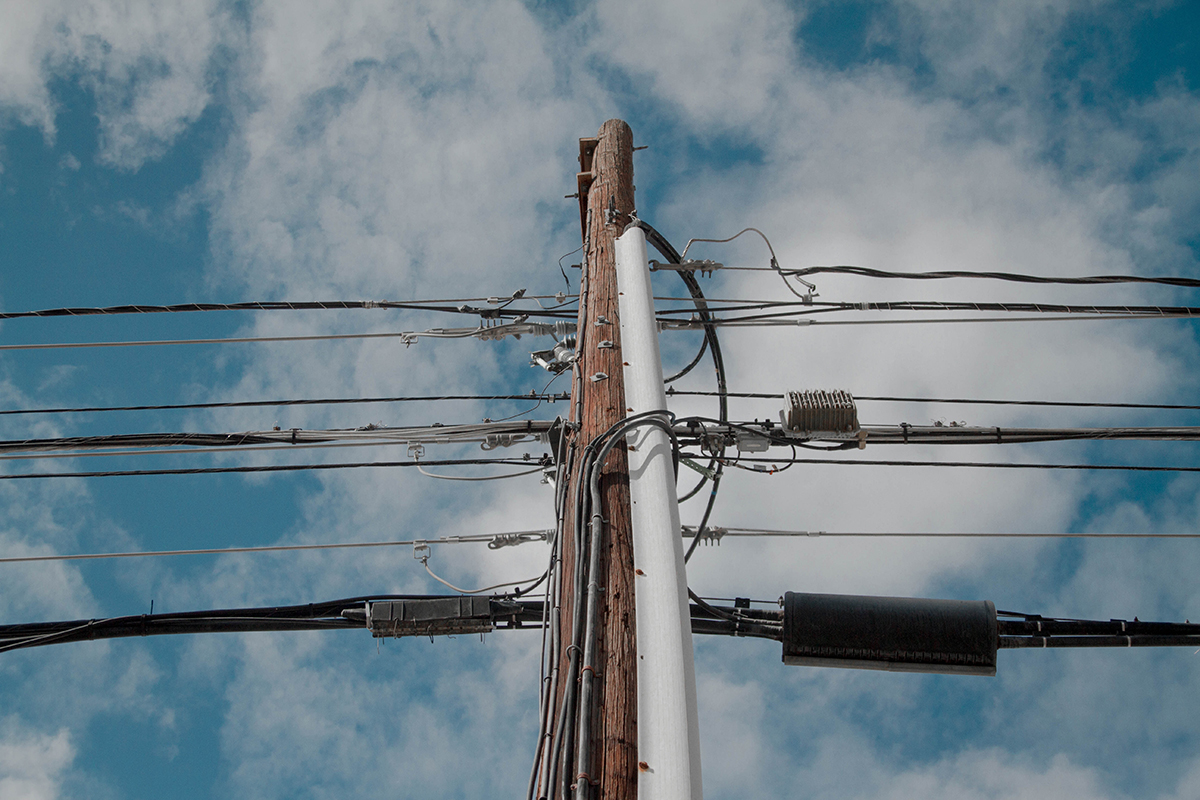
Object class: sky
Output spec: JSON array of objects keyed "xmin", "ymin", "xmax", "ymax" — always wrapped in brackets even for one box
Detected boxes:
[{"xmin": 1, "ymin": 1, "xmax": 1199, "ymax": 798}]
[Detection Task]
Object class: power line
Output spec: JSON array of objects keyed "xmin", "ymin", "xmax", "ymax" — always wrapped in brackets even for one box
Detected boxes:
[
  {"xmin": 779, "ymin": 265, "xmax": 1200, "ymax": 288},
  {"xmin": 0, "ymin": 456, "xmax": 541, "ymax": 481},
  {"xmin": 0, "ymin": 420, "xmax": 554, "ymax": 457},
  {"xmin": 7, "ymin": 525, "xmax": 1189, "ymax": 568},
  {"xmin": 684, "ymin": 526, "xmax": 1200, "ymax": 541},
  {"xmin": 666, "ymin": 390, "xmax": 1200, "ymax": 412},
  {"xmin": 674, "ymin": 300, "xmax": 1200, "ymax": 328},
  {"xmin": 0, "ymin": 392, "xmax": 571, "ymax": 417},
  {"xmin": 0, "ymin": 318, "xmax": 576, "ymax": 353},
  {"xmin": 665, "ymin": 313, "xmax": 1194, "ymax": 329},
  {"xmin": 698, "ymin": 453, "xmax": 1200, "ymax": 473},
  {"xmin": 0, "ymin": 530, "xmax": 554, "ymax": 564},
  {"xmin": 652, "ymin": 262, "xmax": 1200, "ymax": 289},
  {"xmin": 0, "ymin": 296, "xmax": 577, "ymax": 321}
]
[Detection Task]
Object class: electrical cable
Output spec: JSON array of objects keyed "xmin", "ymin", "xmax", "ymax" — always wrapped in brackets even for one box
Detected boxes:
[
  {"xmin": 780, "ymin": 265, "xmax": 1200, "ymax": 288},
  {"xmin": 632, "ymin": 220, "xmax": 729, "ymax": 548},
  {"xmin": 0, "ymin": 456, "xmax": 537, "ymax": 481},
  {"xmin": 666, "ymin": 389, "xmax": 1200, "ymax": 412},
  {"xmin": 681, "ymin": 526, "xmax": 1200, "ymax": 542},
  {"xmin": 673, "ymin": 300, "xmax": 1200, "ymax": 328},
  {"xmin": 673, "ymin": 313, "xmax": 1200, "ymax": 328},
  {"xmin": 0, "ymin": 297, "xmax": 576, "ymax": 321},
  {"xmin": 484, "ymin": 372, "xmax": 567, "ymax": 424},
  {"xmin": 0, "ymin": 530, "xmax": 554, "ymax": 564},
  {"xmin": 664, "ymin": 334, "xmax": 708, "ymax": 384},
  {"xmin": 677, "ymin": 227, "xmax": 816, "ymax": 300},
  {"xmin": 418, "ymin": 554, "xmax": 548, "ymax": 595},
  {"xmin": 0, "ymin": 419, "xmax": 554, "ymax": 460},
  {"xmin": 415, "ymin": 463, "xmax": 547, "ymax": 481},
  {"xmin": 694, "ymin": 453, "xmax": 1200, "ymax": 473},
  {"xmin": 0, "ymin": 392, "xmax": 572, "ymax": 417},
  {"xmin": 557, "ymin": 246, "xmax": 583, "ymax": 293}
]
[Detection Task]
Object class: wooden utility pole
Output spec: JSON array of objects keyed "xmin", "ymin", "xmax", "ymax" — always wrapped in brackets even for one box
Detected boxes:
[{"xmin": 558, "ymin": 118, "xmax": 638, "ymax": 798}]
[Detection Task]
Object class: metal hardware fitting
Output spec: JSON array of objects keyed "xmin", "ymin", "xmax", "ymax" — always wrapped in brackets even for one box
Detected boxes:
[
  {"xmin": 487, "ymin": 530, "xmax": 552, "ymax": 550},
  {"xmin": 598, "ymin": 340, "xmax": 614, "ymax": 349},
  {"xmin": 590, "ymin": 372, "xmax": 609, "ymax": 382}
]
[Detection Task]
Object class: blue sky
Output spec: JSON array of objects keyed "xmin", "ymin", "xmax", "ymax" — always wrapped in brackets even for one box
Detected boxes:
[{"xmin": 2, "ymin": 1, "xmax": 1200, "ymax": 798}]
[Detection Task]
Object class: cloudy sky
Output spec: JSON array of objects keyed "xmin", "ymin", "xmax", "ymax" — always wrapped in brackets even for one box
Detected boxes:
[{"xmin": 1, "ymin": 1, "xmax": 1199, "ymax": 798}]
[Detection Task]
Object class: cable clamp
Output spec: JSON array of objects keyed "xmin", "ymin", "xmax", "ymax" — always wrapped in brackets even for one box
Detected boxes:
[
  {"xmin": 487, "ymin": 530, "xmax": 551, "ymax": 549},
  {"xmin": 413, "ymin": 541, "xmax": 431, "ymax": 562},
  {"xmin": 481, "ymin": 433, "xmax": 522, "ymax": 450},
  {"xmin": 407, "ymin": 444, "xmax": 425, "ymax": 459}
]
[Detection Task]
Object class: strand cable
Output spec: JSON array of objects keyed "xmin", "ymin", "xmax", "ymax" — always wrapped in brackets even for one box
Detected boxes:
[
  {"xmin": 666, "ymin": 389, "xmax": 1200, "ymax": 412},
  {"xmin": 0, "ymin": 392, "xmax": 572, "ymax": 417}
]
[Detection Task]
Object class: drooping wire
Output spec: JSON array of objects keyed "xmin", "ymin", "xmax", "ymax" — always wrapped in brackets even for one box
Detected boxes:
[
  {"xmin": 418, "ymin": 551, "xmax": 548, "ymax": 595},
  {"xmin": 557, "ymin": 245, "xmax": 583, "ymax": 293},
  {"xmin": 664, "ymin": 334, "xmax": 708, "ymax": 384},
  {"xmin": 483, "ymin": 372, "xmax": 568, "ymax": 424},
  {"xmin": 678, "ymin": 227, "xmax": 816, "ymax": 300}
]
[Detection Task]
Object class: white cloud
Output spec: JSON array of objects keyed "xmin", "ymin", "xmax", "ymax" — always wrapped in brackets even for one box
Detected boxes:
[
  {"xmin": 0, "ymin": 0, "xmax": 228, "ymax": 169},
  {"xmin": 0, "ymin": 717, "xmax": 74, "ymax": 800}
]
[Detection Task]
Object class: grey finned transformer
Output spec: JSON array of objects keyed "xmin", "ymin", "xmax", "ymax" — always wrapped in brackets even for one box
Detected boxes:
[{"xmin": 782, "ymin": 592, "xmax": 999, "ymax": 676}]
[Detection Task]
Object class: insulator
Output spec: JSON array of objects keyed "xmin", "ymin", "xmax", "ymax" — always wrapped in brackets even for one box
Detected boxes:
[{"xmin": 783, "ymin": 390, "xmax": 859, "ymax": 436}]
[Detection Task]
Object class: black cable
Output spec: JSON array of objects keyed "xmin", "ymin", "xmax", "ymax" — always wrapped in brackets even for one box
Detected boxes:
[
  {"xmin": 0, "ymin": 456, "xmax": 538, "ymax": 481},
  {"xmin": 0, "ymin": 393, "xmax": 572, "ymax": 417},
  {"xmin": 664, "ymin": 334, "xmax": 708, "ymax": 384},
  {"xmin": 786, "ymin": 265, "xmax": 1200, "ymax": 289},
  {"xmin": 696, "ymin": 453, "xmax": 1200, "ymax": 473},
  {"xmin": 699, "ymin": 300, "xmax": 1200, "ymax": 326},
  {"xmin": 632, "ymin": 220, "xmax": 729, "ymax": 551},
  {"xmin": 0, "ymin": 299, "xmax": 577, "ymax": 321},
  {"xmin": 0, "ymin": 432, "xmax": 287, "ymax": 454},
  {"xmin": 667, "ymin": 389, "xmax": 1200, "ymax": 412}
]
